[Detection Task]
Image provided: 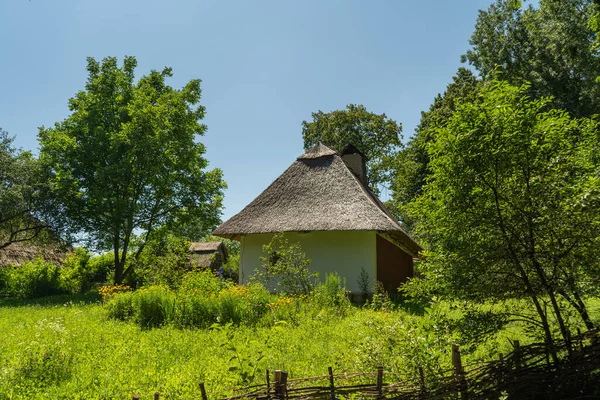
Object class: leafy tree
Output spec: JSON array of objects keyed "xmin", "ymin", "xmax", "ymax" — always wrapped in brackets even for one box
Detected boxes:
[
  {"xmin": 407, "ymin": 80, "xmax": 600, "ymax": 355},
  {"xmin": 0, "ymin": 129, "xmax": 53, "ymax": 250},
  {"xmin": 463, "ymin": 0, "xmax": 600, "ymax": 118},
  {"xmin": 392, "ymin": 68, "xmax": 479, "ymax": 228},
  {"xmin": 39, "ymin": 56, "xmax": 226, "ymax": 284},
  {"xmin": 302, "ymin": 104, "xmax": 403, "ymax": 191}
]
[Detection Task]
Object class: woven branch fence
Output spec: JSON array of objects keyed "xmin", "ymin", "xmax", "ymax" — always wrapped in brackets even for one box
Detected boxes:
[{"xmin": 133, "ymin": 329, "xmax": 600, "ymax": 400}]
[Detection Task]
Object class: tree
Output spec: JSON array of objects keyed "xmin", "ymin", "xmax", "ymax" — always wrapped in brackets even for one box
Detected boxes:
[
  {"xmin": 391, "ymin": 68, "xmax": 479, "ymax": 228},
  {"xmin": 407, "ymin": 80, "xmax": 600, "ymax": 354},
  {"xmin": 463, "ymin": 0, "xmax": 600, "ymax": 118},
  {"xmin": 302, "ymin": 104, "xmax": 403, "ymax": 192},
  {"xmin": 39, "ymin": 56, "xmax": 226, "ymax": 284},
  {"xmin": 0, "ymin": 129, "xmax": 52, "ymax": 250}
]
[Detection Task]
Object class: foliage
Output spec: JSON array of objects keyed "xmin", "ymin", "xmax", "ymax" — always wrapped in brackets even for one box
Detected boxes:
[
  {"xmin": 38, "ymin": 56, "xmax": 226, "ymax": 284},
  {"xmin": 357, "ymin": 267, "xmax": 371, "ymax": 299},
  {"xmin": 0, "ymin": 129, "xmax": 56, "ymax": 251},
  {"xmin": 60, "ymin": 248, "xmax": 112, "ymax": 294},
  {"xmin": 391, "ymin": 68, "xmax": 479, "ymax": 228},
  {"xmin": 407, "ymin": 80, "xmax": 600, "ymax": 351},
  {"xmin": 257, "ymin": 233, "xmax": 316, "ymax": 295},
  {"xmin": 462, "ymin": 0, "xmax": 600, "ymax": 118},
  {"xmin": 134, "ymin": 234, "xmax": 191, "ymax": 288},
  {"xmin": 302, "ymin": 104, "xmax": 403, "ymax": 192},
  {"xmin": 312, "ymin": 273, "xmax": 351, "ymax": 317},
  {"xmin": 0, "ymin": 259, "xmax": 66, "ymax": 299}
]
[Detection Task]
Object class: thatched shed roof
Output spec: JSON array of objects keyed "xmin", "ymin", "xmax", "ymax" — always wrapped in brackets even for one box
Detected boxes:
[
  {"xmin": 189, "ymin": 241, "xmax": 223, "ymax": 253},
  {"xmin": 213, "ymin": 143, "xmax": 422, "ymax": 256},
  {"xmin": 0, "ymin": 242, "xmax": 69, "ymax": 267}
]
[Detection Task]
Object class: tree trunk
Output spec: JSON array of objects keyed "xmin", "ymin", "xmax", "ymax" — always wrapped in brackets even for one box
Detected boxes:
[{"xmin": 113, "ymin": 233, "xmax": 123, "ymax": 284}]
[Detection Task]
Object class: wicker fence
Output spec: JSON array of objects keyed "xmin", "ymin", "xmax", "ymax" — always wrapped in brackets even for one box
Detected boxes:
[{"xmin": 132, "ymin": 329, "xmax": 600, "ymax": 400}]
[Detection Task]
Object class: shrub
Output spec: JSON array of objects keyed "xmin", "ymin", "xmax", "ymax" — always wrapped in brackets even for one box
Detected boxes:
[
  {"xmin": 105, "ymin": 290, "xmax": 135, "ymax": 321},
  {"xmin": 257, "ymin": 233, "xmax": 316, "ymax": 295},
  {"xmin": 134, "ymin": 234, "xmax": 191, "ymax": 288},
  {"xmin": 133, "ymin": 286, "xmax": 177, "ymax": 329},
  {"xmin": 4, "ymin": 259, "xmax": 66, "ymax": 299},
  {"xmin": 313, "ymin": 273, "xmax": 351, "ymax": 317}
]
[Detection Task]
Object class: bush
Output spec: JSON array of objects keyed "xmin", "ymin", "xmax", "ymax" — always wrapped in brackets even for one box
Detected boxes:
[
  {"xmin": 134, "ymin": 234, "xmax": 191, "ymax": 288},
  {"xmin": 106, "ymin": 273, "xmax": 274, "ymax": 329},
  {"xmin": 133, "ymin": 286, "xmax": 177, "ymax": 329},
  {"xmin": 3, "ymin": 259, "xmax": 66, "ymax": 299},
  {"xmin": 60, "ymin": 248, "xmax": 112, "ymax": 294},
  {"xmin": 312, "ymin": 273, "xmax": 351, "ymax": 317},
  {"xmin": 257, "ymin": 233, "xmax": 316, "ymax": 295}
]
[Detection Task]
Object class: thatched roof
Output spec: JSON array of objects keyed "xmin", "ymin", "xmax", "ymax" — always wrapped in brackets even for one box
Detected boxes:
[
  {"xmin": 0, "ymin": 241, "xmax": 70, "ymax": 267},
  {"xmin": 189, "ymin": 241, "xmax": 223, "ymax": 253},
  {"xmin": 213, "ymin": 143, "xmax": 422, "ymax": 256}
]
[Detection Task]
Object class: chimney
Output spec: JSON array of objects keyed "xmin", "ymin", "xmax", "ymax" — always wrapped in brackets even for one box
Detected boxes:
[{"xmin": 341, "ymin": 144, "xmax": 368, "ymax": 186}]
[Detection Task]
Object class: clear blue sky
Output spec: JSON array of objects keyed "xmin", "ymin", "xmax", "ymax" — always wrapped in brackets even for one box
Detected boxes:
[{"xmin": 1, "ymin": 0, "xmax": 492, "ymax": 222}]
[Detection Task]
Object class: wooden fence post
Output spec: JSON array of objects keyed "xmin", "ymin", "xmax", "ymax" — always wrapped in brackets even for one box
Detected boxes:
[
  {"xmin": 418, "ymin": 366, "xmax": 426, "ymax": 399},
  {"xmin": 274, "ymin": 370, "xmax": 288, "ymax": 400},
  {"xmin": 452, "ymin": 345, "xmax": 468, "ymax": 400},
  {"xmin": 376, "ymin": 366, "xmax": 384, "ymax": 399},
  {"xmin": 513, "ymin": 340, "xmax": 521, "ymax": 371},
  {"xmin": 266, "ymin": 369, "xmax": 271, "ymax": 400},
  {"xmin": 328, "ymin": 366, "xmax": 336, "ymax": 400},
  {"xmin": 154, "ymin": 392, "xmax": 160, "ymax": 400},
  {"xmin": 199, "ymin": 382, "xmax": 208, "ymax": 400},
  {"xmin": 132, "ymin": 395, "xmax": 140, "ymax": 400}
]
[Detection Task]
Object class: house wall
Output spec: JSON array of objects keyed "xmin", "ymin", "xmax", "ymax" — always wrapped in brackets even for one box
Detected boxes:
[
  {"xmin": 376, "ymin": 234, "xmax": 414, "ymax": 292},
  {"xmin": 239, "ymin": 231, "xmax": 377, "ymax": 293}
]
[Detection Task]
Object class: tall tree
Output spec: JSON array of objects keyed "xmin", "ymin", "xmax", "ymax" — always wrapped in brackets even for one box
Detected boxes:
[
  {"xmin": 39, "ymin": 56, "xmax": 226, "ymax": 284},
  {"xmin": 407, "ymin": 80, "xmax": 600, "ymax": 352},
  {"xmin": 392, "ymin": 68, "xmax": 479, "ymax": 228},
  {"xmin": 0, "ymin": 129, "xmax": 52, "ymax": 250},
  {"xmin": 463, "ymin": 0, "xmax": 600, "ymax": 118},
  {"xmin": 302, "ymin": 104, "xmax": 403, "ymax": 192}
]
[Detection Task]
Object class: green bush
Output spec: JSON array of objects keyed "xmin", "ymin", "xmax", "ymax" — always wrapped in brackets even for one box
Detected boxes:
[
  {"xmin": 134, "ymin": 234, "xmax": 191, "ymax": 288},
  {"xmin": 105, "ymin": 290, "xmax": 136, "ymax": 321},
  {"xmin": 179, "ymin": 269, "xmax": 226, "ymax": 296},
  {"xmin": 312, "ymin": 273, "xmax": 352, "ymax": 317},
  {"xmin": 3, "ymin": 259, "xmax": 66, "ymax": 299},
  {"xmin": 60, "ymin": 248, "xmax": 112, "ymax": 294},
  {"xmin": 133, "ymin": 286, "xmax": 177, "ymax": 328}
]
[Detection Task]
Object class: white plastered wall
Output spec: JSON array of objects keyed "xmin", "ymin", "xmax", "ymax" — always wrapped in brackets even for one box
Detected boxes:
[{"xmin": 238, "ymin": 231, "xmax": 377, "ymax": 293}]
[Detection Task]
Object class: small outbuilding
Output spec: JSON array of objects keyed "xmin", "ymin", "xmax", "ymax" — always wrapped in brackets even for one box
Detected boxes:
[
  {"xmin": 213, "ymin": 143, "xmax": 422, "ymax": 293},
  {"xmin": 189, "ymin": 241, "xmax": 228, "ymax": 270}
]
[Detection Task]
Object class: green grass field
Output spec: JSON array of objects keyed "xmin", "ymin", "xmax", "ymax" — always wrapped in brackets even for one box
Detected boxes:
[{"xmin": 0, "ymin": 294, "xmax": 550, "ymax": 400}]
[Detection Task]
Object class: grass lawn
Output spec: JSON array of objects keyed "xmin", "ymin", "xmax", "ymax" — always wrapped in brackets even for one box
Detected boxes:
[{"xmin": 0, "ymin": 295, "xmax": 549, "ymax": 400}]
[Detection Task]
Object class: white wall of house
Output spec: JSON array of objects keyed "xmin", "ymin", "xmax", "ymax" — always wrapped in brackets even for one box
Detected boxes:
[{"xmin": 239, "ymin": 231, "xmax": 377, "ymax": 293}]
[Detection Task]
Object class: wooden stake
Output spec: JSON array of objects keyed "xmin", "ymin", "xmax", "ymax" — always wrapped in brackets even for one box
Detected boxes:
[
  {"xmin": 513, "ymin": 340, "xmax": 522, "ymax": 370},
  {"xmin": 274, "ymin": 370, "xmax": 288, "ymax": 399},
  {"xmin": 328, "ymin": 366, "xmax": 335, "ymax": 400},
  {"xmin": 199, "ymin": 382, "xmax": 208, "ymax": 400},
  {"xmin": 132, "ymin": 395, "xmax": 140, "ymax": 400},
  {"xmin": 376, "ymin": 366, "xmax": 384, "ymax": 399},
  {"xmin": 452, "ymin": 344, "xmax": 463, "ymax": 375},
  {"xmin": 418, "ymin": 366, "xmax": 426, "ymax": 398},
  {"xmin": 266, "ymin": 369, "xmax": 271, "ymax": 400},
  {"xmin": 154, "ymin": 392, "xmax": 160, "ymax": 400}
]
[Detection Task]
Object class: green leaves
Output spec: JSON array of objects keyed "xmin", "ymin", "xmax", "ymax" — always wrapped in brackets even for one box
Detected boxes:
[
  {"xmin": 302, "ymin": 104, "xmax": 403, "ymax": 193},
  {"xmin": 38, "ymin": 56, "xmax": 226, "ymax": 283},
  {"xmin": 408, "ymin": 79, "xmax": 600, "ymax": 337}
]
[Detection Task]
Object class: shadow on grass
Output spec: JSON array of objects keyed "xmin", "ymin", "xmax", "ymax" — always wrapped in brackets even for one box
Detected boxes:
[{"xmin": 0, "ymin": 292, "xmax": 102, "ymax": 308}]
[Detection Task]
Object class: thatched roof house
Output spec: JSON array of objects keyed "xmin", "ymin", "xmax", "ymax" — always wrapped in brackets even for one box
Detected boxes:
[
  {"xmin": 189, "ymin": 241, "xmax": 228, "ymax": 270},
  {"xmin": 214, "ymin": 143, "xmax": 422, "ymax": 293}
]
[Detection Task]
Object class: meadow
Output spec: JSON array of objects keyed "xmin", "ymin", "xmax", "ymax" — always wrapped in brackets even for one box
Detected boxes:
[{"xmin": 3, "ymin": 284, "xmax": 591, "ymax": 399}]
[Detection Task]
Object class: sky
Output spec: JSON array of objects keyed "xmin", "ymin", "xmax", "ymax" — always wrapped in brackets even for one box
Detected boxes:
[{"xmin": 0, "ymin": 0, "xmax": 493, "ymax": 222}]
